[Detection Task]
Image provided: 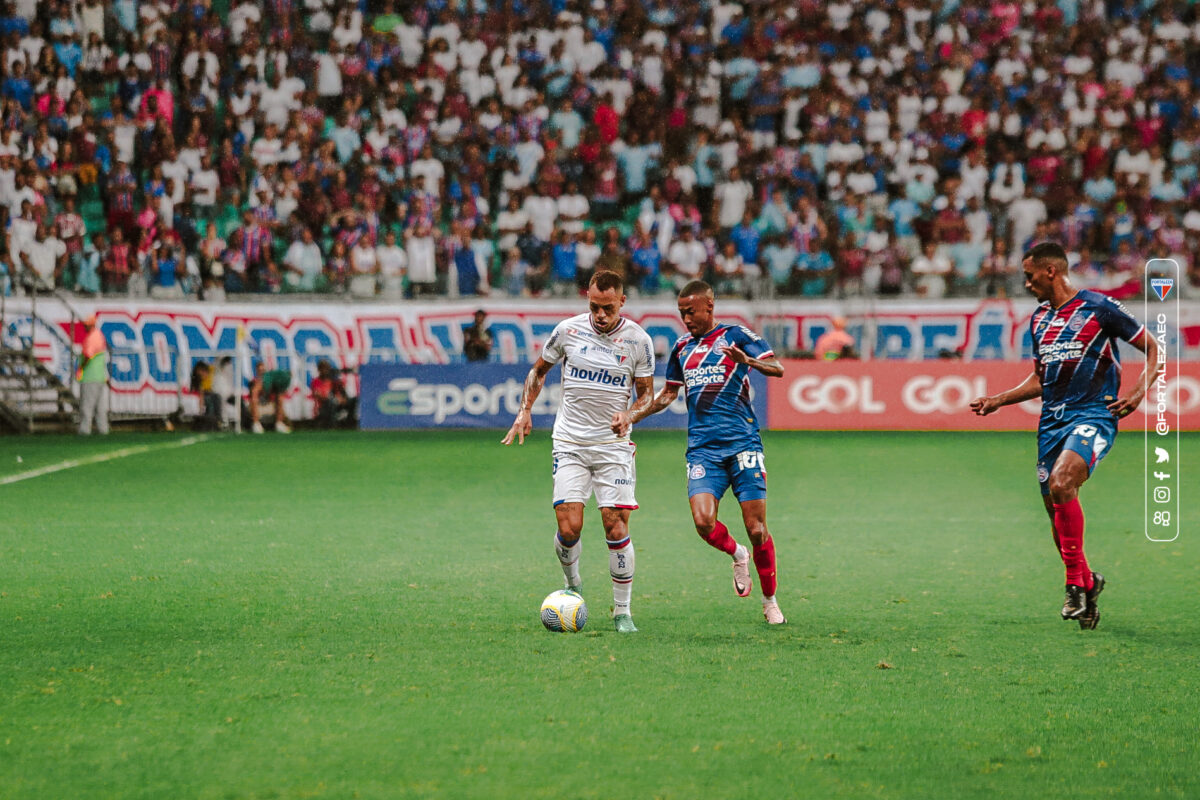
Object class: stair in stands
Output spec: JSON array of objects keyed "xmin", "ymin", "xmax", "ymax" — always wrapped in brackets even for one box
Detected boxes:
[{"xmin": 0, "ymin": 350, "xmax": 78, "ymax": 434}]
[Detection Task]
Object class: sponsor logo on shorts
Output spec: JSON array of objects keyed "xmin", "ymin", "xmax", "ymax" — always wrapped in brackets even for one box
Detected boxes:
[
  {"xmin": 688, "ymin": 463, "xmax": 706, "ymax": 480},
  {"xmin": 1037, "ymin": 464, "xmax": 1049, "ymax": 483}
]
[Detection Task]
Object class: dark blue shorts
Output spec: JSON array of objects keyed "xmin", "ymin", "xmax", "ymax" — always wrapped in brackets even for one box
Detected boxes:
[
  {"xmin": 1036, "ymin": 413, "xmax": 1118, "ymax": 495},
  {"xmin": 686, "ymin": 448, "xmax": 768, "ymax": 503}
]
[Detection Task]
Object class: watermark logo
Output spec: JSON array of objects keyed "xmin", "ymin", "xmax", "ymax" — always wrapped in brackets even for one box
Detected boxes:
[{"xmin": 1144, "ymin": 260, "xmax": 1180, "ymax": 543}]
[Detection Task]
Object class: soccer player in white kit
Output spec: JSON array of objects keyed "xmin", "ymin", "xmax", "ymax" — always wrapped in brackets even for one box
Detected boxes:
[{"xmin": 502, "ymin": 270, "xmax": 656, "ymax": 633}]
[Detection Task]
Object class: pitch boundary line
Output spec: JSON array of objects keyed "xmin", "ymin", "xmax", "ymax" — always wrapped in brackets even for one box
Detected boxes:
[{"xmin": 0, "ymin": 435, "xmax": 212, "ymax": 486}]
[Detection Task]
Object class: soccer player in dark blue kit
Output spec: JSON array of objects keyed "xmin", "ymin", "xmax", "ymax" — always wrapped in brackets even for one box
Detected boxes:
[
  {"xmin": 970, "ymin": 242, "xmax": 1161, "ymax": 629},
  {"xmin": 627, "ymin": 280, "xmax": 788, "ymax": 624}
]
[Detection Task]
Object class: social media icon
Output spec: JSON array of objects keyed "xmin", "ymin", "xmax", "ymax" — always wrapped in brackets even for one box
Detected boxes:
[
  {"xmin": 1155, "ymin": 447, "xmax": 1170, "ymax": 464},
  {"xmin": 1153, "ymin": 487, "xmax": 1170, "ymax": 503},
  {"xmin": 1154, "ymin": 471, "xmax": 1171, "ymax": 480}
]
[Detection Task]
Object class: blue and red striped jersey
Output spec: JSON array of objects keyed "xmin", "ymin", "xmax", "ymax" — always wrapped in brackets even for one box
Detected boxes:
[
  {"xmin": 666, "ymin": 323, "xmax": 774, "ymax": 454},
  {"xmin": 1030, "ymin": 290, "xmax": 1145, "ymax": 415}
]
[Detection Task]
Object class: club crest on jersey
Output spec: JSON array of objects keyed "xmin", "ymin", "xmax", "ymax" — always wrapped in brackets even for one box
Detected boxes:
[
  {"xmin": 688, "ymin": 463, "xmax": 706, "ymax": 480},
  {"xmin": 1067, "ymin": 314, "xmax": 1086, "ymax": 333},
  {"xmin": 1151, "ymin": 278, "xmax": 1174, "ymax": 301}
]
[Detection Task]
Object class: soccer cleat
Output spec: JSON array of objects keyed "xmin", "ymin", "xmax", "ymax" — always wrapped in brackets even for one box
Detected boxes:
[
  {"xmin": 1061, "ymin": 584, "xmax": 1087, "ymax": 619},
  {"xmin": 732, "ymin": 550, "xmax": 752, "ymax": 598},
  {"xmin": 1078, "ymin": 572, "xmax": 1105, "ymax": 630},
  {"xmin": 566, "ymin": 582, "xmax": 582, "ymax": 594},
  {"xmin": 613, "ymin": 613, "xmax": 638, "ymax": 633},
  {"xmin": 251, "ymin": 421, "xmax": 265, "ymax": 434},
  {"xmin": 762, "ymin": 599, "xmax": 787, "ymax": 625},
  {"xmin": 274, "ymin": 421, "xmax": 292, "ymax": 433}
]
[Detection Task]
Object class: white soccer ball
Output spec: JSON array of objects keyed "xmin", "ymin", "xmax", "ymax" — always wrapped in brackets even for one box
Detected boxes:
[{"xmin": 540, "ymin": 589, "xmax": 588, "ymax": 632}]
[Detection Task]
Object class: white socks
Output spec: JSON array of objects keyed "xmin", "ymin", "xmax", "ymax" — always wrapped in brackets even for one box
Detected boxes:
[
  {"xmin": 555, "ymin": 531, "xmax": 581, "ymax": 589},
  {"xmin": 607, "ymin": 536, "xmax": 635, "ymax": 616}
]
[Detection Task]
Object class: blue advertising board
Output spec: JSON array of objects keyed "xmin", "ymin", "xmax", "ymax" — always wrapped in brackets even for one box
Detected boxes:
[{"xmin": 359, "ymin": 362, "xmax": 768, "ymax": 430}]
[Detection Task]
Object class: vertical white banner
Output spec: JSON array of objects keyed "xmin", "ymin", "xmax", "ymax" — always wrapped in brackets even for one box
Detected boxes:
[{"xmin": 1144, "ymin": 259, "xmax": 1181, "ymax": 542}]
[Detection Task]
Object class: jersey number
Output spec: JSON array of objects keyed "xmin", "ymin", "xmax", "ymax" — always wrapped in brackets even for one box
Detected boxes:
[{"xmin": 736, "ymin": 451, "xmax": 765, "ymax": 472}]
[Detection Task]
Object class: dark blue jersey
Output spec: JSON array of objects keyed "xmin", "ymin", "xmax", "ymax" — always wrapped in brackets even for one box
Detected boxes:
[
  {"xmin": 666, "ymin": 323, "xmax": 774, "ymax": 455},
  {"xmin": 1030, "ymin": 289, "xmax": 1144, "ymax": 419}
]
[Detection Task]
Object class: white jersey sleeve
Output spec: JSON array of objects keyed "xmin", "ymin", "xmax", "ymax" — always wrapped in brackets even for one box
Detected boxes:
[
  {"xmin": 628, "ymin": 324, "xmax": 655, "ymax": 379},
  {"xmin": 541, "ymin": 319, "xmax": 569, "ymax": 365}
]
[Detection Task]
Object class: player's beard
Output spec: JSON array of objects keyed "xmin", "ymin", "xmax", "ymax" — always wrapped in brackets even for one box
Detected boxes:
[{"xmin": 591, "ymin": 315, "xmax": 619, "ymax": 334}]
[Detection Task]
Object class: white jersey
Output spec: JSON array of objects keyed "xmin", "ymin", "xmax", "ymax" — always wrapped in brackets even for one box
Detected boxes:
[{"xmin": 542, "ymin": 313, "xmax": 655, "ymax": 447}]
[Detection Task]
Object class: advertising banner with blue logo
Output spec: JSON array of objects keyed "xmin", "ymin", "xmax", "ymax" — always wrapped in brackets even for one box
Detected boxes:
[{"xmin": 359, "ymin": 363, "xmax": 768, "ymax": 430}]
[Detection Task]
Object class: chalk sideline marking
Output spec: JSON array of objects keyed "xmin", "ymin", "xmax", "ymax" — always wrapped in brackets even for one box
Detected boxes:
[{"xmin": 0, "ymin": 435, "xmax": 212, "ymax": 486}]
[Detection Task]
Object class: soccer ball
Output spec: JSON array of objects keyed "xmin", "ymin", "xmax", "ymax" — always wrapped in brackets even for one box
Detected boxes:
[{"xmin": 540, "ymin": 589, "xmax": 588, "ymax": 632}]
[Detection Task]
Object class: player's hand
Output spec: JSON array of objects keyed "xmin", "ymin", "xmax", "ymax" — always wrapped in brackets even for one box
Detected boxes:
[
  {"xmin": 502, "ymin": 409, "xmax": 532, "ymax": 445},
  {"xmin": 611, "ymin": 410, "xmax": 632, "ymax": 437},
  {"xmin": 720, "ymin": 344, "xmax": 749, "ymax": 364},
  {"xmin": 1108, "ymin": 389, "xmax": 1144, "ymax": 419},
  {"xmin": 969, "ymin": 395, "xmax": 1001, "ymax": 416}
]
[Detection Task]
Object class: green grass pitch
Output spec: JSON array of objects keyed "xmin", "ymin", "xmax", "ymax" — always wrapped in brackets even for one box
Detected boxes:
[{"xmin": 0, "ymin": 430, "xmax": 1196, "ymax": 799}]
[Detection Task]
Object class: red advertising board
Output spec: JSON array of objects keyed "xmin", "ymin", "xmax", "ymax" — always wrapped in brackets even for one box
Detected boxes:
[{"xmin": 767, "ymin": 360, "xmax": 1200, "ymax": 431}]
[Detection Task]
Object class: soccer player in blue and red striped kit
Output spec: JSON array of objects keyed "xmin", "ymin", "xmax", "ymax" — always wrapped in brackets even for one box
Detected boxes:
[
  {"xmin": 971, "ymin": 242, "xmax": 1161, "ymax": 629},
  {"xmin": 628, "ymin": 280, "xmax": 788, "ymax": 624}
]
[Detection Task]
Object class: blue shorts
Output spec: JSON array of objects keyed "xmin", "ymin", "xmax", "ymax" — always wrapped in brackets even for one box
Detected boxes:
[
  {"xmin": 686, "ymin": 448, "xmax": 768, "ymax": 503},
  {"xmin": 1036, "ymin": 413, "xmax": 1118, "ymax": 495}
]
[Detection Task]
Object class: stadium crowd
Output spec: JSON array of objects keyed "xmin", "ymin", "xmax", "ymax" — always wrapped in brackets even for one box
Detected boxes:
[{"xmin": 0, "ymin": 0, "xmax": 1198, "ymax": 303}]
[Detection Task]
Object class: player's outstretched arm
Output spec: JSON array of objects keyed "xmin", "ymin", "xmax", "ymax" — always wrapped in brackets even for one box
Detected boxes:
[
  {"xmin": 502, "ymin": 358, "xmax": 554, "ymax": 445},
  {"xmin": 969, "ymin": 371, "xmax": 1042, "ymax": 416},
  {"xmin": 611, "ymin": 376, "xmax": 657, "ymax": 437},
  {"xmin": 628, "ymin": 383, "xmax": 680, "ymax": 427},
  {"xmin": 1108, "ymin": 328, "xmax": 1162, "ymax": 418},
  {"xmin": 721, "ymin": 345, "xmax": 785, "ymax": 378}
]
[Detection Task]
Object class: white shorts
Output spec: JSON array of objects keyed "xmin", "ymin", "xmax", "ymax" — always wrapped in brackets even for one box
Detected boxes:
[{"xmin": 552, "ymin": 441, "xmax": 638, "ymax": 510}]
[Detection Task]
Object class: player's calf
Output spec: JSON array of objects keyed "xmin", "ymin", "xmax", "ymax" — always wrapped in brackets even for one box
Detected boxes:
[{"xmin": 554, "ymin": 531, "xmax": 582, "ymax": 593}]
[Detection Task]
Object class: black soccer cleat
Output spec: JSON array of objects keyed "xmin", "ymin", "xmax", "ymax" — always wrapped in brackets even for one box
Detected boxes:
[
  {"xmin": 1061, "ymin": 584, "xmax": 1087, "ymax": 620},
  {"xmin": 1078, "ymin": 572, "xmax": 1105, "ymax": 630}
]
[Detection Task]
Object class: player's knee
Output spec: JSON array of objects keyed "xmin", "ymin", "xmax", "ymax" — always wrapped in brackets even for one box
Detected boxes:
[
  {"xmin": 604, "ymin": 520, "xmax": 628, "ymax": 542},
  {"xmin": 746, "ymin": 522, "xmax": 768, "ymax": 546},
  {"xmin": 692, "ymin": 515, "xmax": 717, "ymax": 536},
  {"xmin": 1047, "ymin": 472, "xmax": 1078, "ymax": 502},
  {"xmin": 556, "ymin": 528, "xmax": 581, "ymax": 545}
]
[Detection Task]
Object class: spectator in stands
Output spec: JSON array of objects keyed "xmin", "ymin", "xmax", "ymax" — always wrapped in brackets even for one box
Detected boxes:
[
  {"xmin": 912, "ymin": 240, "xmax": 955, "ymax": 299},
  {"xmin": 405, "ymin": 222, "xmax": 437, "ymax": 297},
  {"xmin": 713, "ymin": 240, "xmax": 747, "ymax": 298},
  {"xmin": 283, "ymin": 226, "xmax": 323, "ymax": 293},
  {"xmin": 550, "ymin": 229, "xmax": 578, "ymax": 297},
  {"xmin": 376, "ymin": 229, "xmax": 407, "ymax": 300},
  {"xmin": 665, "ymin": 225, "xmax": 706, "ymax": 292},
  {"xmin": 148, "ymin": 240, "xmax": 185, "ymax": 299},
  {"xmin": 348, "ymin": 235, "xmax": 378, "ymax": 299},
  {"xmin": 20, "ymin": 221, "xmax": 66, "ymax": 289},
  {"xmin": 0, "ymin": 0, "xmax": 1192, "ymax": 307}
]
